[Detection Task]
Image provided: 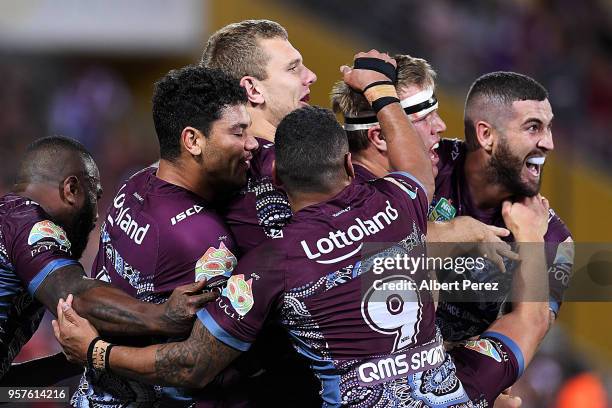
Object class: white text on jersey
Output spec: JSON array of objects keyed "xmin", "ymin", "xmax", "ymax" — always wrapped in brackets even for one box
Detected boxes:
[{"xmin": 301, "ymin": 200, "xmax": 399, "ymax": 264}]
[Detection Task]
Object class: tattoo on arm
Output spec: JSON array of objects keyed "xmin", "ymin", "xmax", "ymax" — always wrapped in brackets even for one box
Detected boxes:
[
  {"xmin": 107, "ymin": 320, "xmax": 240, "ymax": 387},
  {"xmin": 154, "ymin": 320, "xmax": 240, "ymax": 387}
]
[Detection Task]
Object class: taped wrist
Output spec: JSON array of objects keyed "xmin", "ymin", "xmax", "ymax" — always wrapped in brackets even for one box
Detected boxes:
[
  {"xmin": 88, "ymin": 337, "xmax": 113, "ymax": 372},
  {"xmin": 354, "ymin": 57, "xmax": 397, "ymax": 82},
  {"xmin": 363, "ymin": 81, "xmax": 399, "ymax": 113}
]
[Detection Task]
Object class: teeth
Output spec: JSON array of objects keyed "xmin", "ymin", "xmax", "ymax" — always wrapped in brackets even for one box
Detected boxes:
[
  {"xmin": 432, "ymin": 143, "xmax": 439, "ymax": 150},
  {"xmin": 526, "ymin": 157, "xmax": 545, "ymax": 165}
]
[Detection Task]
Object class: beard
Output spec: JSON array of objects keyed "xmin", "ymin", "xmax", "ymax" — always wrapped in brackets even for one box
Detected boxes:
[
  {"xmin": 487, "ymin": 135, "xmax": 542, "ymax": 197},
  {"xmin": 66, "ymin": 195, "xmax": 96, "ymax": 259}
]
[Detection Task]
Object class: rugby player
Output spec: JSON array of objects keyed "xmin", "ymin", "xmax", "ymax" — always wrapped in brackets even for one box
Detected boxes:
[
  {"xmin": 70, "ymin": 66, "xmax": 258, "ymax": 406},
  {"xmin": 432, "ymin": 72, "xmax": 573, "ymax": 342},
  {"xmin": 55, "ymin": 51, "xmax": 552, "ymax": 407},
  {"xmin": 331, "ymin": 54, "xmax": 518, "ymax": 273},
  {"xmin": 202, "ymin": 19, "xmax": 320, "ymax": 405},
  {"xmin": 202, "ymin": 19, "xmax": 317, "ymax": 253},
  {"xmin": 0, "ymin": 136, "xmax": 216, "ymax": 382}
]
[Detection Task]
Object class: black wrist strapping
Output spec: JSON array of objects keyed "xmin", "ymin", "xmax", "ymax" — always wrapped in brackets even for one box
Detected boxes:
[
  {"xmin": 86, "ymin": 336, "xmax": 103, "ymax": 371},
  {"xmin": 363, "ymin": 80, "xmax": 394, "ymax": 93},
  {"xmin": 105, "ymin": 343, "xmax": 114, "ymax": 373},
  {"xmin": 354, "ymin": 57, "xmax": 397, "ymax": 83}
]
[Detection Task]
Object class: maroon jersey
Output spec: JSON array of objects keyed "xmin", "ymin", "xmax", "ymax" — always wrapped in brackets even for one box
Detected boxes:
[
  {"xmin": 221, "ymin": 138, "xmax": 292, "ymax": 254},
  {"xmin": 433, "ymin": 139, "xmax": 573, "ymax": 341},
  {"xmin": 74, "ymin": 167, "xmax": 238, "ymax": 407},
  {"xmin": 0, "ymin": 194, "xmax": 79, "ymax": 378},
  {"xmin": 200, "ymin": 172, "xmax": 523, "ymax": 406}
]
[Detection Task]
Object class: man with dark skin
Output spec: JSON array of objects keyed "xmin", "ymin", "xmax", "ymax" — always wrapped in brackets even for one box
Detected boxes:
[{"xmin": 0, "ymin": 136, "xmax": 214, "ymax": 382}]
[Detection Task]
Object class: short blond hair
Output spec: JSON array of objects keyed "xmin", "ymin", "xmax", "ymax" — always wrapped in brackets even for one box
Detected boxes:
[
  {"xmin": 201, "ymin": 19, "xmax": 288, "ymax": 80},
  {"xmin": 330, "ymin": 54, "xmax": 437, "ymax": 152}
]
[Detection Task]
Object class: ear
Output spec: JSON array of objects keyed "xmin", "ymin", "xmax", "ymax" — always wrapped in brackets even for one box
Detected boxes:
[
  {"xmin": 61, "ymin": 175, "xmax": 80, "ymax": 206},
  {"xmin": 475, "ymin": 120, "xmax": 495, "ymax": 153},
  {"xmin": 344, "ymin": 152, "xmax": 355, "ymax": 180},
  {"xmin": 240, "ymin": 76, "xmax": 265, "ymax": 105},
  {"xmin": 367, "ymin": 126, "xmax": 387, "ymax": 153},
  {"xmin": 271, "ymin": 160, "xmax": 281, "ymax": 187},
  {"xmin": 181, "ymin": 127, "xmax": 204, "ymax": 156}
]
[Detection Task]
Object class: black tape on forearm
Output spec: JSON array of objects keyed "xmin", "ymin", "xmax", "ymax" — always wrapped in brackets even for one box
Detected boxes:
[
  {"xmin": 363, "ymin": 80, "xmax": 394, "ymax": 93},
  {"xmin": 354, "ymin": 57, "xmax": 397, "ymax": 83}
]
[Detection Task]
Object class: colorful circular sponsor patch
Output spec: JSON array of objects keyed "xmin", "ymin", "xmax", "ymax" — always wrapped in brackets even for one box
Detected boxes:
[{"xmin": 28, "ymin": 220, "xmax": 71, "ymax": 248}]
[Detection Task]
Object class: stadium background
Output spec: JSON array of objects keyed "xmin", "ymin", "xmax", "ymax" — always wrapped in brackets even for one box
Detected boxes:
[{"xmin": 0, "ymin": 0, "xmax": 610, "ymax": 406}]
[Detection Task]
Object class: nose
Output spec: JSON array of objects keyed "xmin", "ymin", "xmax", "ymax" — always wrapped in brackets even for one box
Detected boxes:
[
  {"xmin": 246, "ymin": 135, "xmax": 259, "ymax": 152},
  {"xmin": 538, "ymin": 129, "xmax": 554, "ymax": 151},
  {"xmin": 304, "ymin": 66, "xmax": 317, "ymax": 85},
  {"xmin": 432, "ymin": 111, "xmax": 447, "ymax": 134}
]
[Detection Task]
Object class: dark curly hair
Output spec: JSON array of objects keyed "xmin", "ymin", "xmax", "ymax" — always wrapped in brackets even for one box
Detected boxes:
[
  {"xmin": 152, "ymin": 65, "xmax": 247, "ymax": 161},
  {"xmin": 275, "ymin": 106, "xmax": 348, "ymax": 193}
]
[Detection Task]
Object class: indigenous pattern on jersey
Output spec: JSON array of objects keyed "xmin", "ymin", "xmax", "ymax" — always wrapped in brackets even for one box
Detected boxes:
[
  {"xmin": 432, "ymin": 139, "xmax": 574, "ymax": 341},
  {"xmin": 73, "ymin": 167, "xmax": 238, "ymax": 408},
  {"xmin": 0, "ymin": 194, "xmax": 79, "ymax": 379},
  {"xmin": 201, "ymin": 173, "xmax": 522, "ymax": 407},
  {"xmin": 221, "ymin": 138, "xmax": 292, "ymax": 254}
]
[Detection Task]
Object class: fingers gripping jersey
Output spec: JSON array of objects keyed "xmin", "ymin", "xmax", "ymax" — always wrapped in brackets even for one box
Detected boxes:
[
  {"xmin": 0, "ymin": 194, "xmax": 79, "ymax": 379},
  {"xmin": 201, "ymin": 172, "xmax": 522, "ymax": 407}
]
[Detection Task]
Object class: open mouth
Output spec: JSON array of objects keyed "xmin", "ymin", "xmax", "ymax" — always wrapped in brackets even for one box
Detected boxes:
[
  {"xmin": 300, "ymin": 94, "xmax": 310, "ymax": 104},
  {"xmin": 430, "ymin": 142, "xmax": 440, "ymax": 164},
  {"xmin": 525, "ymin": 156, "xmax": 545, "ymax": 178}
]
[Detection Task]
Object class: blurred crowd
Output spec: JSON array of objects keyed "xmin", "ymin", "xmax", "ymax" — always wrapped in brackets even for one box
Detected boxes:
[{"xmin": 292, "ymin": 0, "xmax": 612, "ymax": 170}]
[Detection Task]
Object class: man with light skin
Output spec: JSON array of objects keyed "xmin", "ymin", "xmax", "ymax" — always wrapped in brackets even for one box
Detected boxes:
[
  {"xmin": 201, "ymin": 19, "xmax": 320, "ymax": 405},
  {"xmin": 202, "ymin": 19, "xmax": 317, "ymax": 253},
  {"xmin": 331, "ymin": 55, "xmax": 518, "ymax": 272},
  {"xmin": 432, "ymin": 72, "xmax": 572, "ymax": 341}
]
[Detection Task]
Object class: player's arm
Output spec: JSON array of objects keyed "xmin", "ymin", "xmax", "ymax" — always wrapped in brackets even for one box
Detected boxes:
[
  {"xmin": 341, "ymin": 50, "xmax": 434, "ymax": 201},
  {"xmin": 53, "ymin": 294, "xmax": 240, "ymax": 388},
  {"xmin": 35, "ymin": 264, "xmax": 215, "ymax": 337},
  {"xmin": 110, "ymin": 319, "xmax": 240, "ymax": 387},
  {"xmin": 483, "ymin": 195, "xmax": 551, "ymax": 367},
  {"xmin": 53, "ymin": 299, "xmax": 239, "ymax": 387}
]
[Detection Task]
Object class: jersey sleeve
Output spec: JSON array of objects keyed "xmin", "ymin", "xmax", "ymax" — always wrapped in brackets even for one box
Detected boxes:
[
  {"xmin": 451, "ymin": 331, "xmax": 524, "ymax": 405},
  {"xmin": 155, "ymin": 215, "xmax": 239, "ymax": 294},
  {"xmin": 6, "ymin": 210, "xmax": 79, "ymax": 296},
  {"xmin": 371, "ymin": 171, "xmax": 429, "ymax": 233},
  {"xmin": 544, "ymin": 209, "xmax": 573, "ymax": 316},
  {"xmin": 197, "ymin": 242, "xmax": 286, "ymax": 351}
]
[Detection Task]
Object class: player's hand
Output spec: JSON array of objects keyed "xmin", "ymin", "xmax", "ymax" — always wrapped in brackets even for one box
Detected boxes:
[
  {"xmin": 493, "ymin": 387, "xmax": 522, "ymax": 408},
  {"xmin": 161, "ymin": 279, "xmax": 219, "ymax": 335},
  {"xmin": 502, "ymin": 195, "xmax": 549, "ymax": 241},
  {"xmin": 340, "ymin": 49, "xmax": 396, "ymax": 92},
  {"xmin": 52, "ymin": 294, "xmax": 99, "ymax": 365},
  {"xmin": 450, "ymin": 216, "xmax": 518, "ymax": 273}
]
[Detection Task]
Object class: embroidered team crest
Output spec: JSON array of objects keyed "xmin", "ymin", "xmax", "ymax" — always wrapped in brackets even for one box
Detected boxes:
[
  {"xmin": 222, "ymin": 274, "xmax": 254, "ymax": 316},
  {"xmin": 195, "ymin": 242, "xmax": 237, "ymax": 281},
  {"xmin": 463, "ymin": 339, "xmax": 502, "ymax": 362},
  {"xmin": 28, "ymin": 220, "xmax": 71, "ymax": 248}
]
